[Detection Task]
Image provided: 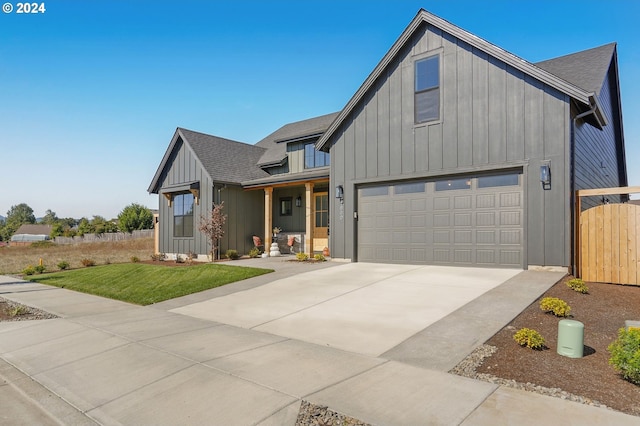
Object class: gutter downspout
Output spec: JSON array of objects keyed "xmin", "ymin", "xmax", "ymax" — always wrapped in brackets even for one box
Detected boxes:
[{"xmin": 571, "ymin": 104, "xmax": 599, "ymax": 276}]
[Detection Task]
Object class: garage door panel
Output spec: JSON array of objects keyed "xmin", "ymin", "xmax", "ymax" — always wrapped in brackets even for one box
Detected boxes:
[
  {"xmin": 454, "ymin": 196, "xmax": 472, "ymax": 209},
  {"xmin": 357, "ymin": 172, "xmax": 523, "ymax": 268}
]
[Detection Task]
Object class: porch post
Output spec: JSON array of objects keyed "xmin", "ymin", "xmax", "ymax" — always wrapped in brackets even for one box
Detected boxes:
[
  {"xmin": 305, "ymin": 182, "xmax": 314, "ymax": 255},
  {"xmin": 264, "ymin": 187, "xmax": 273, "ymax": 250}
]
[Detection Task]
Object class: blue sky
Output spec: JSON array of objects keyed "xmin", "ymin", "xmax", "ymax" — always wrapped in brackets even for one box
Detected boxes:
[{"xmin": 1, "ymin": 0, "xmax": 639, "ymax": 219}]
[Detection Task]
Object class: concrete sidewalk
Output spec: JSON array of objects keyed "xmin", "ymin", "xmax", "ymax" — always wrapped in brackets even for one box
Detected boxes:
[{"xmin": 0, "ymin": 265, "xmax": 638, "ymax": 425}]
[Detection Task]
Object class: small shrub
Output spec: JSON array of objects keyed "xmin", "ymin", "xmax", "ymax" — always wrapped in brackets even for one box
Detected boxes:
[
  {"xmin": 81, "ymin": 258, "xmax": 96, "ymax": 267},
  {"xmin": 34, "ymin": 264, "xmax": 46, "ymax": 274},
  {"xmin": 514, "ymin": 328, "xmax": 546, "ymax": 350},
  {"xmin": 130, "ymin": 256, "xmax": 140, "ymax": 263},
  {"xmin": 567, "ymin": 278, "xmax": 589, "ymax": 294},
  {"xmin": 296, "ymin": 252, "xmax": 309, "ymax": 261},
  {"xmin": 314, "ymin": 254, "xmax": 326, "ymax": 261},
  {"xmin": 22, "ymin": 265, "xmax": 36, "ymax": 276},
  {"xmin": 540, "ymin": 297, "xmax": 571, "ymax": 317},
  {"xmin": 248, "ymin": 247, "xmax": 261, "ymax": 258},
  {"xmin": 57, "ymin": 261, "xmax": 70, "ymax": 270},
  {"xmin": 8, "ymin": 305, "xmax": 28, "ymax": 317},
  {"xmin": 226, "ymin": 249, "xmax": 239, "ymax": 260},
  {"xmin": 608, "ymin": 328, "xmax": 640, "ymax": 385}
]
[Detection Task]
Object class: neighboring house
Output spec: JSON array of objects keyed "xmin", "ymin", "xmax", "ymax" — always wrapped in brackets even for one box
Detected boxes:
[
  {"xmin": 10, "ymin": 224, "xmax": 53, "ymax": 246},
  {"xmin": 150, "ymin": 9, "xmax": 626, "ymax": 271}
]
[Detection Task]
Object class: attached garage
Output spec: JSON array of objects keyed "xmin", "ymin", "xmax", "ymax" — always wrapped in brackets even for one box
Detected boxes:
[{"xmin": 357, "ymin": 172, "xmax": 523, "ymax": 268}]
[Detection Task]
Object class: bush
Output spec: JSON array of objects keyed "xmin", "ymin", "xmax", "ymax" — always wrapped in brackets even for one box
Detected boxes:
[
  {"xmin": 130, "ymin": 256, "xmax": 140, "ymax": 263},
  {"xmin": 513, "ymin": 328, "xmax": 546, "ymax": 350},
  {"xmin": 296, "ymin": 252, "xmax": 309, "ymax": 261},
  {"xmin": 567, "ymin": 278, "xmax": 589, "ymax": 294},
  {"xmin": 608, "ymin": 328, "xmax": 640, "ymax": 385},
  {"xmin": 248, "ymin": 247, "xmax": 261, "ymax": 258},
  {"xmin": 34, "ymin": 264, "xmax": 46, "ymax": 274},
  {"xmin": 22, "ymin": 265, "xmax": 36, "ymax": 276},
  {"xmin": 81, "ymin": 258, "xmax": 96, "ymax": 267},
  {"xmin": 225, "ymin": 249, "xmax": 239, "ymax": 260},
  {"xmin": 8, "ymin": 305, "xmax": 28, "ymax": 317},
  {"xmin": 314, "ymin": 254, "xmax": 326, "ymax": 261},
  {"xmin": 57, "ymin": 261, "xmax": 70, "ymax": 270},
  {"xmin": 540, "ymin": 297, "xmax": 571, "ymax": 317}
]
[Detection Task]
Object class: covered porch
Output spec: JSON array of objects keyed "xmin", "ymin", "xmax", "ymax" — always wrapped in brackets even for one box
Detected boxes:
[{"xmin": 250, "ymin": 178, "xmax": 329, "ymax": 256}]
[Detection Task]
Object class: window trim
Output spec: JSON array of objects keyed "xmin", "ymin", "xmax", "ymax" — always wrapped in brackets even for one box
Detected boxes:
[
  {"xmin": 414, "ymin": 50, "xmax": 442, "ymax": 125},
  {"xmin": 173, "ymin": 192, "xmax": 194, "ymax": 238}
]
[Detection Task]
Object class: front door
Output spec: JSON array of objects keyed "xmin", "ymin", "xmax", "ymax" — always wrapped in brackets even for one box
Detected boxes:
[{"xmin": 313, "ymin": 192, "xmax": 328, "ymax": 252}]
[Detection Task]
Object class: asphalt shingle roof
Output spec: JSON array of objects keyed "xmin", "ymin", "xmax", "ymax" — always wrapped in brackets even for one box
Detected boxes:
[
  {"xmin": 178, "ymin": 128, "xmax": 270, "ymax": 184},
  {"xmin": 535, "ymin": 43, "xmax": 616, "ymax": 95},
  {"xmin": 255, "ymin": 112, "xmax": 340, "ymax": 167},
  {"xmin": 14, "ymin": 224, "xmax": 52, "ymax": 236}
]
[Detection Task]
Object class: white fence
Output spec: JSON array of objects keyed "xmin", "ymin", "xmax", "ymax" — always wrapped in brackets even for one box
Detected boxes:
[{"xmin": 54, "ymin": 229, "xmax": 153, "ymax": 245}]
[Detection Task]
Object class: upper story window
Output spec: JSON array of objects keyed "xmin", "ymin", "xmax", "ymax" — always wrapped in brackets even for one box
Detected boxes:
[
  {"xmin": 304, "ymin": 143, "xmax": 330, "ymax": 169},
  {"xmin": 415, "ymin": 54, "xmax": 440, "ymax": 124},
  {"xmin": 173, "ymin": 192, "xmax": 194, "ymax": 237}
]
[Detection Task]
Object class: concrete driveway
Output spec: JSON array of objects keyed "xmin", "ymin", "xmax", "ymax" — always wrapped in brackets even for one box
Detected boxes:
[{"xmin": 171, "ymin": 263, "xmax": 520, "ymax": 357}]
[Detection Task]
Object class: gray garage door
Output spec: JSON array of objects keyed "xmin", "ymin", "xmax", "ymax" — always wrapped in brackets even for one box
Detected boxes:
[{"xmin": 357, "ymin": 172, "xmax": 523, "ymax": 267}]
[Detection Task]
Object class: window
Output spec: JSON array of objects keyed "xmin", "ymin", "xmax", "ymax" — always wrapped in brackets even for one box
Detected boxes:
[
  {"xmin": 360, "ymin": 185, "xmax": 389, "ymax": 197},
  {"xmin": 280, "ymin": 197, "xmax": 292, "ymax": 216},
  {"xmin": 173, "ymin": 193, "xmax": 194, "ymax": 237},
  {"xmin": 304, "ymin": 143, "xmax": 330, "ymax": 169},
  {"xmin": 415, "ymin": 54, "xmax": 440, "ymax": 123},
  {"xmin": 394, "ymin": 182, "xmax": 425, "ymax": 194},
  {"xmin": 435, "ymin": 178, "xmax": 471, "ymax": 191},
  {"xmin": 315, "ymin": 194, "xmax": 328, "ymax": 227},
  {"xmin": 477, "ymin": 173, "xmax": 520, "ymax": 188}
]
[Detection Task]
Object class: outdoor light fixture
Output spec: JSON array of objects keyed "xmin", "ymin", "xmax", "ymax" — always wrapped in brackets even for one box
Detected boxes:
[
  {"xmin": 540, "ymin": 164, "xmax": 551, "ymax": 189},
  {"xmin": 335, "ymin": 185, "xmax": 344, "ymax": 200},
  {"xmin": 295, "ymin": 196, "xmax": 302, "ymax": 207}
]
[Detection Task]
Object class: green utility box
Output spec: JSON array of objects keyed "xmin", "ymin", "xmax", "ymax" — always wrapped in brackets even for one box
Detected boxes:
[{"xmin": 557, "ymin": 319, "xmax": 584, "ymax": 358}]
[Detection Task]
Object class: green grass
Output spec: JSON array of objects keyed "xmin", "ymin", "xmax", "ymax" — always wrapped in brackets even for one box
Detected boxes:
[{"xmin": 27, "ymin": 263, "xmax": 274, "ymax": 305}]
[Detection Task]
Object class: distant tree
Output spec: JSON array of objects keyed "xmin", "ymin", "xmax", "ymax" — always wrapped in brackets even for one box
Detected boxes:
[
  {"xmin": 41, "ymin": 209, "xmax": 59, "ymax": 225},
  {"xmin": 76, "ymin": 217, "xmax": 92, "ymax": 236},
  {"xmin": 0, "ymin": 217, "xmax": 5, "ymax": 242},
  {"xmin": 199, "ymin": 202, "xmax": 226, "ymax": 261},
  {"xmin": 3, "ymin": 203, "xmax": 36, "ymax": 240},
  {"xmin": 91, "ymin": 215, "xmax": 118, "ymax": 234},
  {"xmin": 118, "ymin": 203, "xmax": 153, "ymax": 233}
]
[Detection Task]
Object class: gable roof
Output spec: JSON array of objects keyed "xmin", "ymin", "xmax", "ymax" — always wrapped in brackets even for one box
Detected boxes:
[
  {"xmin": 14, "ymin": 224, "xmax": 52, "ymax": 236},
  {"xmin": 317, "ymin": 8, "xmax": 606, "ymax": 151},
  {"xmin": 255, "ymin": 112, "xmax": 340, "ymax": 167},
  {"xmin": 535, "ymin": 43, "xmax": 616, "ymax": 96},
  {"xmin": 148, "ymin": 128, "xmax": 269, "ymax": 193}
]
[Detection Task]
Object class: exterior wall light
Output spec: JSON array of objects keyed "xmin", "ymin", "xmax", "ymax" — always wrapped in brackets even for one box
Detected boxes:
[
  {"xmin": 295, "ymin": 196, "xmax": 302, "ymax": 207},
  {"xmin": 335, "ymin": 185, "xmax": 344, "ymax": 200},
  {"xmin": 540, "ymin": 164, "xmax": 551, "ymax": 190}
]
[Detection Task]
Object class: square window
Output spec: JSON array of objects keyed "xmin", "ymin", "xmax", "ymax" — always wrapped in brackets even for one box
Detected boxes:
[{"xmin": 280, "ymin": 197, "xmax": 292, "ymax": 216}]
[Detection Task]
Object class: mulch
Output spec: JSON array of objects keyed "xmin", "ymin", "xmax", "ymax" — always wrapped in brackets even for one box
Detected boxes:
[{"xmin": 476, "ymin": 276, "xmax": 640, "ymax": 417}]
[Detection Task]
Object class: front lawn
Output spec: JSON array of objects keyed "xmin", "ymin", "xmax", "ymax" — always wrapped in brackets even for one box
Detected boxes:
[{"xmin": 27, "ymin": 263, "xmax": 274, "ymax": 305}]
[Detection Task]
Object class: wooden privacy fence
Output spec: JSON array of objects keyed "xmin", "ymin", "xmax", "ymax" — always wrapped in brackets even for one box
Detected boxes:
[{"xmin": 577, "ymin": 186, "xmax": 640, "ymax": 286}]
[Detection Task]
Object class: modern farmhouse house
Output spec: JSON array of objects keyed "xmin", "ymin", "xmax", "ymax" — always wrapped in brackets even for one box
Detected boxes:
[{"xmin": 149, "ymin": 9, "xmax": 626, "ymax": 270}]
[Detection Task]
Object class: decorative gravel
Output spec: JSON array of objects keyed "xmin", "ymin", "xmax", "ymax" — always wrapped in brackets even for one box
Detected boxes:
[
  {"xmin": 296, "ymin": 401, "xmax": 371, "ymax": 426},
  {"xmin": 0, "ymin": 297, "xmax": 59, "ymax": 321}
]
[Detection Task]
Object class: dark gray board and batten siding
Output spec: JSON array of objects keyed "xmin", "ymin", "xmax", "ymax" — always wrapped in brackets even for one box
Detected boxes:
[
  {"xmin": 328, "ymin": 22, "xmax": 571, "ymax": 268},
  {"xmin": 156, "ymin": 138, "xmax": 264, "ymax": 257},
  {"xmin": 573, "ymin": 61, "xmax": 627, "ymax": 210}
]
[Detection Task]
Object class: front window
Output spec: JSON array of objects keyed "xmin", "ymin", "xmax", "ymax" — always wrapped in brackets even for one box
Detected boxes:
[
  {"xmin": 304, "ymin": 143, "xmax": 330, "ymax": 169},
  {"xmin": 173, "ymin": 193, "xmax": 194, "ymax": 237},
  {"xmin": 280, "ymin": 197, "xmax": 292, "ymax": 216},
  {"xmin": 415, "ymin": 54, "xmax": 440, "ymax": 123}
]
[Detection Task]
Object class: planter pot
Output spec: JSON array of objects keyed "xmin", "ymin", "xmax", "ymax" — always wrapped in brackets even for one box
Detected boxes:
[{"xmin": 261, "ymin": 253, "xmax": 269, "ymax": 258}]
